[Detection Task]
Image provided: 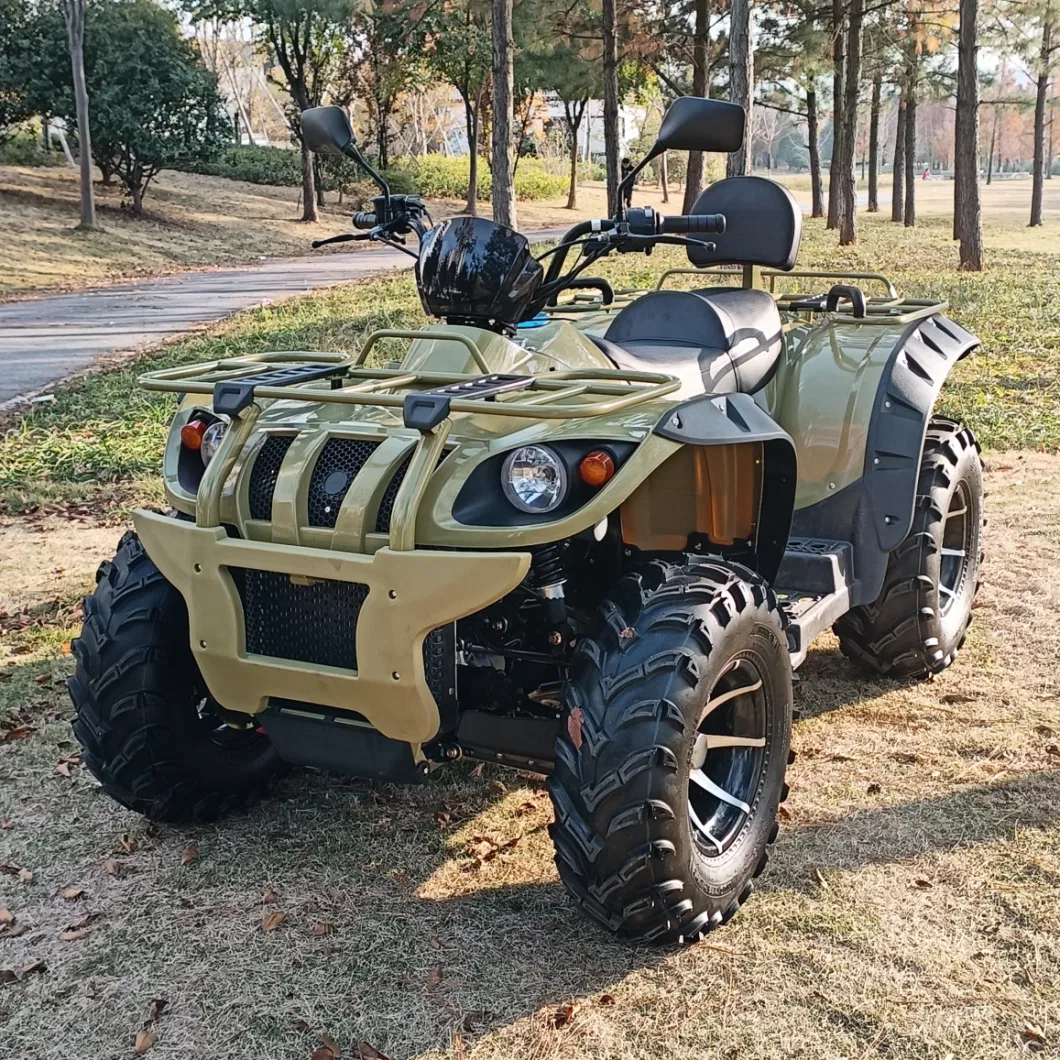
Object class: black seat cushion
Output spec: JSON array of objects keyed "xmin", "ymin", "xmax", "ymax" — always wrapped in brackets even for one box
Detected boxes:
[{"xmin": 599, "ymin": 288, "xmax": 783, "ymax": 398}]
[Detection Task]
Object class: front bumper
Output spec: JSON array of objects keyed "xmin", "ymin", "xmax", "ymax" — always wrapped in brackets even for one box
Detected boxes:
[{"xmin": 134, "ymin": 509, "xmax": 531, "ymax": 744}]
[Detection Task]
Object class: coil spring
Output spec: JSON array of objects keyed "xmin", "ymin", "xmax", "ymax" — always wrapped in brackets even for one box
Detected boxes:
[{"xmin": 530, "ymin": 543, "xmax": 566, "ymax": 588}]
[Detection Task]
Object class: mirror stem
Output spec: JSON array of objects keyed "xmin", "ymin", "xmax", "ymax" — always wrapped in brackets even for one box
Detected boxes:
[
  {"xmin": 345, "ymin": 143, "xmax": 391, "ymax": 213},
  {"xmin": 615, "ymin": 143, "xmax": 662, "ymax": 222}
]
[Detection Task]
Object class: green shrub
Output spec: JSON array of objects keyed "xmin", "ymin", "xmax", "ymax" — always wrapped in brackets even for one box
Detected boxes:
[
  {"xmin": 388, "ymin": 154, "xmax": 566, "ymax": 201},
  {"xmin": 0, "ymin": 125, "xmax": 65, "ymax": 166},
  {"xmin": 186, "ymin": 143, "xmax": 303, "ymax": 186}
]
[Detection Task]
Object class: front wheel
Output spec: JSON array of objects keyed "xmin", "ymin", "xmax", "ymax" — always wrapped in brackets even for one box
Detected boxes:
[
  {"xmin": 549, "ymin": 558, "xmax": 792, "ymax": 944},
  {"xmin": 68, "ymin": 531, "xmax": 282, "ymax": 822}
]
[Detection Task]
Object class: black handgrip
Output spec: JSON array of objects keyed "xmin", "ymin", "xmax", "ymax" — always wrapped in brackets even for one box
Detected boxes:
[
  {"xmin": 352, "ymin": 211, "xmax": 377, "ymax": 230},
  {"xmin": 824, "ymin": 283, "xmax": 867, "ymax": 319},
  {"xmin": 660, "ymin": 213, "xmax": 727, "ymax": 235}
]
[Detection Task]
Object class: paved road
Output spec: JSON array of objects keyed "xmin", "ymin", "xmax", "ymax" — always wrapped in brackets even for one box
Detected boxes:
[{"xmin": 0, "ymin": 248, "xmax": 417, "ymax": 407}]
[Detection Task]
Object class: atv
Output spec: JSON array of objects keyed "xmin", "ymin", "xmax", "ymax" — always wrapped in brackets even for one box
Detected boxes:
[{"xmin": 69, "ymin": 97, "xmax": 983, "ymax": 944}]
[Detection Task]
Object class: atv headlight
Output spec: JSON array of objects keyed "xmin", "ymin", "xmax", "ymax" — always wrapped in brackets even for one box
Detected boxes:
[
  {"xmin": 501, "ymin": 445, "xmax": 568, "ymax": 514},
  {"xmin": 200, "ymin": 420, "xmax": 227, "ymax": 466}
]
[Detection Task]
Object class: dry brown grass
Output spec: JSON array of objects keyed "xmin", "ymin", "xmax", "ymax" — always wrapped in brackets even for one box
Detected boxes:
[
  {"xmin": 0, "ymin": 454, "xmax": 1058, "ymax": 1059},
  {"xmin": 6, "ymin": 163, "xmax": 1059, "ymax": 299}
]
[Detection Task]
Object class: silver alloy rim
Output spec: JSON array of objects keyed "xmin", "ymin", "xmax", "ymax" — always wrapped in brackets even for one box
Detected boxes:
[
  {"xmin": 939, "ymin": 480, "xmax": 971, "ymax": 617},
  {"xmin": 687, "ymin": 657, "xmax": 768, "ymax": 857}
]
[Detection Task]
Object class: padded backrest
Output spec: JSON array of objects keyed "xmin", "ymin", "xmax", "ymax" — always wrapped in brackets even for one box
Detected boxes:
[{"xmin": 686, "ymin": 176, "xmax": 802, "ymax": 271}]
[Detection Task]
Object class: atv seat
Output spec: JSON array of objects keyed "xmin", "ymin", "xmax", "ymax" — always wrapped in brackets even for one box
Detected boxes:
[{"xmin": 595, "ymin": 287, "xmax": 783, "ymax": 398}]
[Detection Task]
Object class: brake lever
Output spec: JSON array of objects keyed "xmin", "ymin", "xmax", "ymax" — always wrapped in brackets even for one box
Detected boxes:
[
  {"xmin": 619, "ymin": 233, "xmax": 717, "ymax": 253},
  {"xmin": 311, "ymin": 232, "xmax": 369, "ymax": 249}
]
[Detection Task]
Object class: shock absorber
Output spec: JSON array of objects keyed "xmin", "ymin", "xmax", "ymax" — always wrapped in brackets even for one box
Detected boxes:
[{"xmin": 530, "ymin": 543, "xmax": 568, "ymax": 628}]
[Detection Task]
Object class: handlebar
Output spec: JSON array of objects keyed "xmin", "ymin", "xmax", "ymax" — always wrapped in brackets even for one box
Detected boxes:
[
  {"xmin": 659, "ymin": 213, "xmax": 726, "ymax": 235},
  {"xmin": 352, "ymin": 211, "xmax": 376, "ymax": 230}
]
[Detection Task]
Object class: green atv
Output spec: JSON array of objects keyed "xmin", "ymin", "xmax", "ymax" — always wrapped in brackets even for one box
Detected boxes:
[{"xmin": 69, "ymin": 98, "xmax": 983, "ymax": 944}]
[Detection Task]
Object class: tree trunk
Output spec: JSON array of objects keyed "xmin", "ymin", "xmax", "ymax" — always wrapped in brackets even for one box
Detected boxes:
[
  {"xmin": 129, "ymin": 175, "xmax": 143, "ymax": 217},
  {"xmin": 955, "ymin": 0, "xmax": 983, "ymax": 268},
  {"xmin": 891, "ymin": 92, "xmax": 905, "ymax": 220},
  {"xmin": 727, "ymin": 0, "xmax": 753, "ymax": 177},
  {"xmin": 602, "ymin": 0, "xmax": 622, "ymax": 215},
  {"xmin": 1031, "ymin": 18, "xmax": 1052, "ymax": 226},
  {"xmin": 300, "ymin": 135, "xmax": 318, "ymax": 222},
  {"xmin": 904, "ymin": 68, "xmax": 917, "ymax": 227},
  {"xmin": 827, "ymin": 0, "xmax": 846, "ymax": 228},
  {"xmin": 987, "ymin": 106, "xmax": 997, "ymax": 184},
  {"xmin": 491, "ymin": 0, "xmax": 517, "ymax": 229},
  {"xmin": 464, "ymin": 90, "xmax": 480, "ymax": 216},
  {"xmin": 315, "ymin": 156, "xmax": 325, "ymax": 208},
  {"xmin": 807, "ymin": 85, "xmax": 824, "ymax": 217},
  {"xmin": 64, "ymin": 0, "xmax": 96, "ymax": 229},
  {"xmin": 838, "ymin": 0, "xmax": 863, "ymax": 245},
  {"xmin": 867, "ymin": 70, "xmax": 881, "ymax": 211},
  {"xmin": 682, "ymin": 0, "xmax": 711, "ymax": 212}
]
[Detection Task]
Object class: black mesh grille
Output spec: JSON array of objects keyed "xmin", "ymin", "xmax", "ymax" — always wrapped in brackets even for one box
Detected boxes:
[
  {"xmin": 248, "ymin": 436, "xmax": 294, "ymax": 520},
  {"xmin": 375, "ymin": 450, "xmax": 450, "ymax": 534},
  {"xmin": 307, "ymin": 438, "xmax": 380, "ymax": 528},
  {"xmin": 231, "ymin": 568, "xmax": 368, "ymax": 670}
]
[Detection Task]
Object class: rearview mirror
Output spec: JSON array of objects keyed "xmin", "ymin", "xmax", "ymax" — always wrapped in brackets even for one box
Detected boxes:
[
  {"xmin": 655, "ymin": 97, "xmax": 745, "ymax": 154},
  {"xmin": 302, "ymin": 106, "xmax": 356, "ymax": 157}
]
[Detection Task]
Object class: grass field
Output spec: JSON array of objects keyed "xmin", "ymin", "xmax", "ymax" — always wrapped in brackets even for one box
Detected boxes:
[{"xmin": 0, "ymin": 191, "xmax": 1059, "ymax": 1059}]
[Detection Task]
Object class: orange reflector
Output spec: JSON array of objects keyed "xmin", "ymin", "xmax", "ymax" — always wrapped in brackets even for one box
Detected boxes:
[
  {"xmin": 579, "ymin": 449, "xmax": 615, "ymax": 487},
  {"xmin": 180, "ymin": 418, "xmax": 208, "ymax": 451}
]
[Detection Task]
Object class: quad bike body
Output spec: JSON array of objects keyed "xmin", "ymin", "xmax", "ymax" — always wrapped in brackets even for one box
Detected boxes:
[{"xmin": 69, "ymin": 98, "xmax": 983, "ymax": 943}]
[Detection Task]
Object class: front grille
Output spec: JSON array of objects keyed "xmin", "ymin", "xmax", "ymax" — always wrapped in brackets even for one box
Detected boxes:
[
  {"xmin": 307, "ymin": 438, "xmax": 380, "ymax": 528},
  {"xmin": 231, "ymin": 568, "xmax": 368, "ymax": 670},
  {"xmin": 248, "ymin": 436, "xmax": 294, "ymax": 520},
  {"xmin": 375, "ymin": 450, "xmax": 450, "ymax": 534}
]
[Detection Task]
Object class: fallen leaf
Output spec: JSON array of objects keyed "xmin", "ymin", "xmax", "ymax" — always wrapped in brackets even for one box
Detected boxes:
[
  {"xmin": 489, "ymin": 779, "xmax": 507, "ymax": 795},
  {"xmin": 434, "ymin": 811, "xmax": 451, "ymax": 827},
  {"xmin": 598, "ymin": 993, "xmax": 616, "ymax": 1006},
  {"xmin": 553, "ymin": 1002, "xmax": 580, "ymax": 1028},
  {"xmin": 309, "ymin": 921, "xmax": 332, "ymax": 937},
  {"xmin": 19, "ymin": 959, "xmax": 46, "ymax": 977},
  {"xmin": 261, "ymin": 911, "xmax": 286, "ymax": 932},
  {"xmin": 311, "ymin": 1032, "xmax": 341, "ymax": 1060},
  {"xmin": 1023, "ymin": 1022, "xmax": 1047, "ymax": 1046},
  {"xmin": 0, "ymin": 819, "xmax": 10, "ymax": 829},
  {"xmin": 469, "ymin": 763, "xmax": 484, "ymax": 778},
  {"xmin": 778, "ymin": 804, "xmax": 792, "ymax": 821},
  {"xmin": 60, "ymin": 928, "xmax": 91, "ymax": 942},
  {"xmin": 134, "ymin": 1027, "xmax": 156, "ymax": 1054},
  {"xmin": 0, "ymin": 726, "xmax": 33, "ymax": 743},
  {"xmin": 813, "ymin": 868, "xmax": 830, "ymax": 891},
  {"xmin": 0, "ymin": 862, "xmax": 22, "ymax": 876},
  {"xmin": 866, "ymin": 782, "xmax": 882, "ymax": 795},
  {"xmin": 292, "ymin": 1018, "xmax": 309, "ymax": 1031},
  {"xmin": 33, "ymin": 673, "xmax": 51, "ymax": 686},
  {"xmin": 939, "ymin": 693, "xmax": 974, "ymax": 705},
  {"xmin": 514, "ymin": 801, "xmax": 537, "ymax": 816},
  {"xmin": 180, "ymin": 846, "xmax": 198, "ymax": 866},
  {"xmin": 54, "ymin": 761, "xmax": 72, "ymax": 777},
  {"xmin": 66, "ymin": 912, "xmax": 102, "ymax": 931},
  {"xmin": 913, "ymin": 878, "xmax": 934, "ymax": 890},
  {"xmin": 567, "ymin": 707, "xmax": 584, "ymax": 750},
  {"xmin": 149, "ymin": 998, "xmax": 168, "ymax": 1020},
  {"xmin": 119, "ymin": 834, "xmax": 138, "ymax": 854},
  {"xmin": 354, "ymin": 1043, "xmax": 391, "ymax": 1060},
  {"xmin": 102, "ymin": 859, "xmax": 128, "ymax": 877},
  {"xmin": 60, "ymin": 886, "xmax": 84, "ymax": 901},
  {"xmin": 0, "ymin": 671, "xmax": 11, "ymax": 681},
  {"xmin": 0, "ymin": 907, "xmax": 11, "ymax": 926},
  {"xmin": 428, "ymin": 935, "xmax": 441, "ymax": 950},
  {"xmin": 261, "ymin": 886, "xmax": 278, "ymax": 905},
  {"xmin": 0, "ymin": 923, "xmax": 28, "ymax": 939},
  {"xmin": 18, "ymin": 868, "xmax": 33, "ymax": 885},
  {"xmin": 1046, "ymin": 744, "xmax": 1060, "ymax": 758},
  {"xmin": 0, "ymin": 969, "xmax": 16, "ymax": 983},
  {"xmin": 425, "ymin": 965, "xmax": 443, "ymax": 989}
]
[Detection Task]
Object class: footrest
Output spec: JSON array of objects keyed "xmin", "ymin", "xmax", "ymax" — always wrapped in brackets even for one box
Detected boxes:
[
  {"xmin": 403, "ymin": 374, "xmax": 533, "ymax": 431},
  {"xmin": 213, "ymin": 363, "xmax": 350, "ymax": 416}
]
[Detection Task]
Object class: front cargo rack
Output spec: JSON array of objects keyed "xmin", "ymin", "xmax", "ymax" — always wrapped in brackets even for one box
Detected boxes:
[{"xmin": 138, "ymin": 330, "xmax": 681, "ymax": 423}]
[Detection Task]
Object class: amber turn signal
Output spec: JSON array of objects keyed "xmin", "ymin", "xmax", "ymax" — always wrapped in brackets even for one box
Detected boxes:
[
  {"xmin": 180, "ymin": 418, "xmax": 208, "ymax": 451},
  {"xmin": 578, "ymin": 449, "xmax": 616, "ymax": 487}
]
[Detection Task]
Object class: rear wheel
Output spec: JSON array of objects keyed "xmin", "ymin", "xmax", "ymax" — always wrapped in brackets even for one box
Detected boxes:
[
  {"xmin": 549, "ymin": 558, "xmax": 792, "ymax": 944},
  {"xmin": 68, "ymin": 531, "xmax": 282, "ymax": 822},
  {"xmin": 835, "ymin": 418, "xmax": 983, "ymax": 677}
]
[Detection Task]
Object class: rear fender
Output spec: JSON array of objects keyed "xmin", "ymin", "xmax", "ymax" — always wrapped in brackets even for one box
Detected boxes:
[
  {"xmin": 785, "ymin": 313, "xmax": 978, "ymax": 604},
  {"xmin": 622, "ymin": 393, "xmax": 796, "ymax": 583}
]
